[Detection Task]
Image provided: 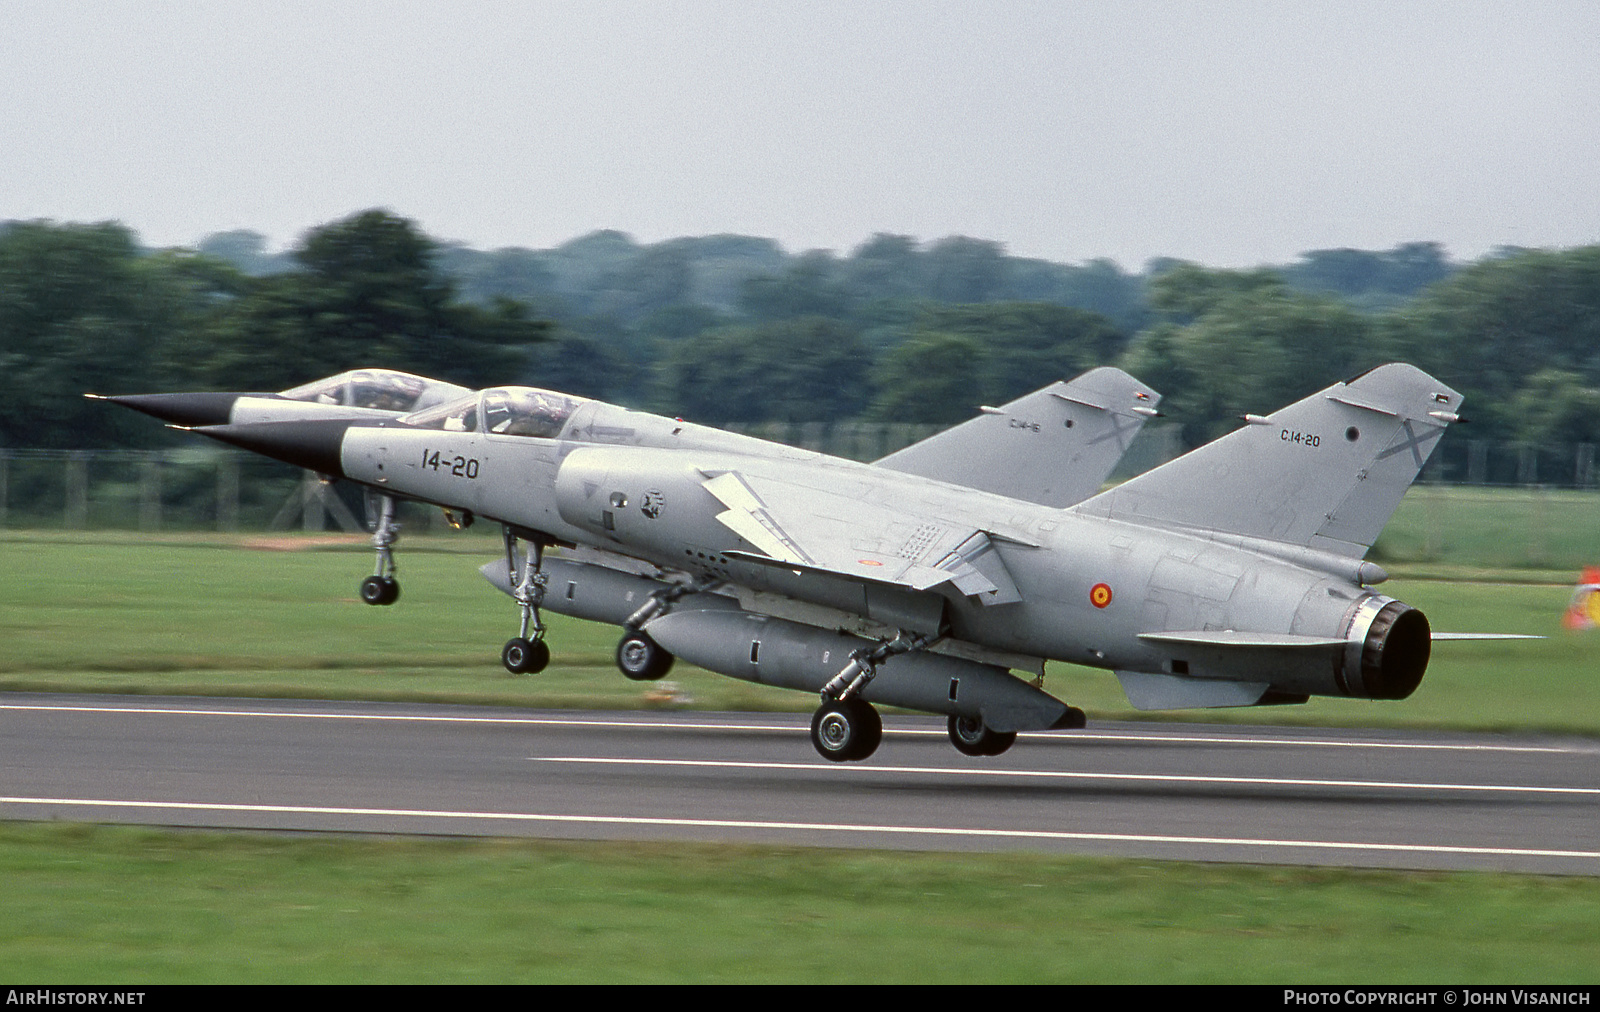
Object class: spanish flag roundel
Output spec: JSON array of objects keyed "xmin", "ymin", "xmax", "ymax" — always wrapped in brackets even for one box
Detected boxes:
[{"xmin": 1090, "ymin": 583, "xmax": 1113, "ymax": 608}]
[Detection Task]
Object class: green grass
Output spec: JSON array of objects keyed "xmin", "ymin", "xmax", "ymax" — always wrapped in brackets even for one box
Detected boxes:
[
  {"xmin": 0, "ymin": 530, "xmax": 804, "ymax": 712},
  {"xmin": 2, "ymin": 823, "xmax": 1596, "ymax": 984},
  {"xmin": 2, "ymin": 529, "xmax": 1596, "ymax": 734},
  {"xmin": 1377, "ymin": 485, "xmax": 1600, "ymax": 570}
]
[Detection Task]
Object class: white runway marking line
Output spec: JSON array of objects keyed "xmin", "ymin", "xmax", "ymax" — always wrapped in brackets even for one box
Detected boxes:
[
  {"xmin": 537, "ymin": 757, "xmax": 1600, "ymax": 797},
  {"xmin": 2, "ymin": 702, "xmax": 1589, "ymax": 755},
  {"xmin": 0, "ymin": 702, "xmax": 795, "ymax": 735},
  {"xmin": 4, "ymin": 795, "xmax": 1598, "ymax": 862},
  {"xmin": 1034, "ymin": 731, "xmax": 1595, "ymax": 755}
]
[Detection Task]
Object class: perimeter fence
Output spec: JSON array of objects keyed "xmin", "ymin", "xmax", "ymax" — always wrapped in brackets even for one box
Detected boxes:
[{"xmin": 1, "ymin": 430, "xmax": 1596, "ymax": 570}]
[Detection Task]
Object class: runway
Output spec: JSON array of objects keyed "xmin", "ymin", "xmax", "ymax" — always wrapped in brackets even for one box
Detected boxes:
[{"xmin": 3, "ymin": 692, "xmax": 1597, "ymax": 874}]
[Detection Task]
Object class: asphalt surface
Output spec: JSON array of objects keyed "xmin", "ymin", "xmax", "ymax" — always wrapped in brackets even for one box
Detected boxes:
[{"xmin": 2, "ymin": 692, "xmax": 1596, "ymax": 874}]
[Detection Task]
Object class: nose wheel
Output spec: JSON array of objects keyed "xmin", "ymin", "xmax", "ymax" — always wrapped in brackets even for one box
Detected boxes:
[
  {"xmin": 359, "ymin": 575, "xmax": 400, "ymax": 606},
  {"xmin": 502, "ymin": 636, "xmax": 551, "ymax": 675}
]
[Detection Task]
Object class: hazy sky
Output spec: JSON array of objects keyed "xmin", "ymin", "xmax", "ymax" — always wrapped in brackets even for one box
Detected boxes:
[{"xmin": 4, "ymin": 1, "xmax": 1597, "ymax": 268}]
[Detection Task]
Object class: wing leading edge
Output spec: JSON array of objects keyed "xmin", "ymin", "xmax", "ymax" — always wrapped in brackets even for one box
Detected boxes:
[{"xmin": 702, "ymin": 469, "xmax": 1024, "ymax": 606}]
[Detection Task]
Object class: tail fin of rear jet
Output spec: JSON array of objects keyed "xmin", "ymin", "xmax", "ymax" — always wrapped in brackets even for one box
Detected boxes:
[
  {"xmin": 874, "ymin": 367, "xmax": 1161, "ymax": 508},
  {"xmin": 1074, "ymin": 364, "xmax": 1463, "ymax": 557}
]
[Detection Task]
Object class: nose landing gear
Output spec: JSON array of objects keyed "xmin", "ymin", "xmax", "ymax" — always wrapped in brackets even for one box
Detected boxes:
[
  {"xmin": 499, "ymin": 526, "xmax": 550, "ymax": 675},
  {"xmin": 360, "ymin": 494, "xmax": 400, "ymax": 605}
]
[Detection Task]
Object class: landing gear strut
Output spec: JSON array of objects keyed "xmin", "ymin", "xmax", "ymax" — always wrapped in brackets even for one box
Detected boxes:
[
  {"xmin": 500, "ymin": 526, "xmax": 550, "ymax": 675},
  {"xmin": 808, "ymin": 631, "xmax": 925, "ymax": 762},
  {"xmin": 360, "ymin": 494, "xmax": 400, "ymax": 605},
  {"xmin": 611, "ymin": 581, "xmax": 711, "ymax": 682}
]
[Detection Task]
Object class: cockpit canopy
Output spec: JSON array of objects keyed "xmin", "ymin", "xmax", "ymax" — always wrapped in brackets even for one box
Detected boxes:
[
  {"xmin": 279, "ymin": 369, "xmax": 471, "ymax": 413},
  {"xmin": 399, "ymin": 386, "xmax": 587, "ymax": 439}
]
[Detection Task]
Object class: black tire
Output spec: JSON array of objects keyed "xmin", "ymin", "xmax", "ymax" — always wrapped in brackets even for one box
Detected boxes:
[
  {"xmin": 523, "ymin": 638, "xmax": 550, "ymax": 673},
  {"xmin": 810, "ymin": 698, "xmax": 882, "ymax": 762},
  {"xmin": 947, "ymin": 715, "xmax": 1016, "ymax": 757},
  {"xmin": 616, "ymin": 632, "xmax": 674, "ymax": 681},
  {"xmin": 360, "ymin": 575, "xmax": 399, "ymax": 606},
  {"xmin": 502, "ymin": 636, "xmax": 548, "ymax": 675},
  {"xmin": 852, "ymin": 701, "xmax": 883, "ymax": 759}
]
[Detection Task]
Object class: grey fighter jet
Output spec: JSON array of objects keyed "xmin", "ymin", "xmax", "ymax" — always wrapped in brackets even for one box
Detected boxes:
[
  {"xmin": 91, "ymin": 368, "xmax": 478, "ymax": 604},
  {"xmin": 89, "ymin": 367, "xmax": 474, "ymax": 428},
  {"xmin": 107, "ymin": 367, "xmax": 1158, "ymax": 609},
  {"xmin": 167, "ymin": 364, "xmax": 1477, "ymax": 762}
]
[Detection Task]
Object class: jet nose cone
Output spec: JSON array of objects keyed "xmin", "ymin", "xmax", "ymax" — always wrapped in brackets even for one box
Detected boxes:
[
  {"xmin": 188, "ymin": 420, "xmax": 354, "ymax": 478},
  {"xmin": 89, "ymin": 392, "xmax": 258, "ymax": 427}
]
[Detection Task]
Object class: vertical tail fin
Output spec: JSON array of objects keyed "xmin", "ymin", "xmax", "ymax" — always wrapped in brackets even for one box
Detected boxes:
[
  {"xmin": 1075, "ymin": 364, "xmax": 1463, "ymax": 557},
  {"xmin": 875, "ymin": 367, "xmax": 1161, "ymax": 507}
]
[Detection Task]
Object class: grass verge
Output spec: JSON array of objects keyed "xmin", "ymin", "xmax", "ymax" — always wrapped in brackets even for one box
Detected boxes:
[
  {"xmin": 2, "ymin": 823, "xmax": 1597, "ymax": 984},
  {"xmin": 2, "ymin": 533, "xmax": 1596, "ymax": 734}
]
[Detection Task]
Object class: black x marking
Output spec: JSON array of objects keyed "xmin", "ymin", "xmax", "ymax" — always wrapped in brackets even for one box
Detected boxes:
[
  {"xmin": 1376, "ymin": 419, "xmax": 1441, "ymax": 468},
  {"xmin": 1087, "ymin": 411, "xmax": 1141, "ymax": 451}
]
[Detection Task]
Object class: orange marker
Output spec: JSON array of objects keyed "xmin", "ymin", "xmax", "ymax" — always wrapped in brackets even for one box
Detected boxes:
[{"xmin": 1562, "ymin": 569, "xmax": 1600, "ymax": 630}]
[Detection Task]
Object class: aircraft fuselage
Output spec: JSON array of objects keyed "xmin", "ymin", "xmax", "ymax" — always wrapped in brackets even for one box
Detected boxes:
[{"xmin": 339, "ymin": 423, "xmax": 1425, "ymax": 710}]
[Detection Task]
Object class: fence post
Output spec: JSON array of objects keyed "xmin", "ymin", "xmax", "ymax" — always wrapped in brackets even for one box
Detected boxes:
[
  {"xmin": 139, "ymin": 453, "xmax": 162, "ymax": 532},
  {"xmin": 1515, "ymin": 445, "xmax": 1539, "ymax": 486},
  {"xmin": 1423, "ymin": 481, "xmax": 1442, "ymax": 560},
  {"xmin": 1467, "ymin": 440, "xmax": 1488, "ymax": 484},
  {"xmin": 65, "ymin": 452, "xmax": 89, "ymax": 529},
  {"xmin": 301, "ymin": 473, "xmax": 326, "ymax": 531},
  {"xmin": 799, "ymin": 422, "xmax": 825, "ymax": 453},
  {"xmin": 1528, "ymin": 484, "xmax": 1548, "ymax": 567},
  {"xmin": 0, "ymin": 450, "xmax": 8, "ymax": 528},
  {"xmin": 216, "ymin": 455, "xmax": 239, "ymax": 532}
]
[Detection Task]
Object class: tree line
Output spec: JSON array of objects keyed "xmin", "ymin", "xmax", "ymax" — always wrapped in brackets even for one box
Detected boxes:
[{"xmin": 2, "ymin": 209, "xmax": 1597, "ymax": 451}]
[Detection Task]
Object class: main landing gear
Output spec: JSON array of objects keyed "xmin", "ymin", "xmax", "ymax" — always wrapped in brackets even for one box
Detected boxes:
[
  {"xmin": 807, "ymin": 631, "xmax": 926, "ymax": 763},
  {"xmin": 615, "ymin": 631, "xmax": 674, "ymax": 681},
  {"xmin": 611, "ymin": 582, "xmax": 708, "ymax": 682},
  {"xmin": 810, "ymin": 698, "xmax": 882, "ymax": 762},
  {"xmin": 947, "ymin": 715, "xmax": 1016, "ymax": 757},
  {"xmin": 499, "ymin": 526, "xmax": 550, "ymax": 675},
  {"xmin": 360, "ymin": 494, "xmax": 400, "ymax": 605}
]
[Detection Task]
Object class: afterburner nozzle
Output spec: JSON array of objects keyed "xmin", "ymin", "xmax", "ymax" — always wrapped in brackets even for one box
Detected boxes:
[
  {"xmin": 87, "ymin": 392, "xmax": 267, "ymax": 427},
  {"xmin": 186, "ymin": 420, "xmax": 354, "ymax": 478}
]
